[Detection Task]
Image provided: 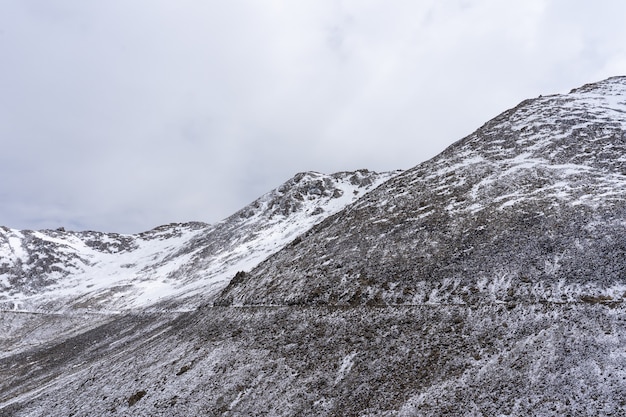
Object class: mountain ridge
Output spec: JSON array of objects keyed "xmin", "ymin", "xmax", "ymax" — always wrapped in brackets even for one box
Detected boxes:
[
  {"xmin": 3, "ymin": 76, "xmax": 626, "ymax": 416},
  {"xmin": 0, "ymin": 169, "xmax": 399, "ymax": 314}
]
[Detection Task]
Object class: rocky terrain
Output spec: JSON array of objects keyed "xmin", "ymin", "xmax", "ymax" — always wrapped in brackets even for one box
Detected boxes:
[{"xmin": 2, "ymin": 77, "xmax": 626, "ymax": 416}]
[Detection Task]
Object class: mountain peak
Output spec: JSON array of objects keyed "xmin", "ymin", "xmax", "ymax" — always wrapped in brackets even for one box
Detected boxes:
[
  {"xmin": 568, "ymin": 75, "xmax": 626, "ymax": 95},
  {"xmin": 234, "ymin": 169, "xmax": 399, "ymax": 220}
]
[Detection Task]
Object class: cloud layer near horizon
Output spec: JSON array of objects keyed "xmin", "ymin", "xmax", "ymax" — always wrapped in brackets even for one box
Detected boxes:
[{"xmin": 2, "ymin": 0, "xmax": 626, "ymax": 233}]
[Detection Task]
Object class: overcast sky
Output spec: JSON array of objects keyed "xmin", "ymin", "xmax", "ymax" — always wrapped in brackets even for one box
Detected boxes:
[{"xmin": 2, "ymin": 1, "xmax": 626, "ymax": 233}]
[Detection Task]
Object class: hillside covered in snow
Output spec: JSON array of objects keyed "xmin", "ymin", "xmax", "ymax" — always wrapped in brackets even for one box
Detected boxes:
[{"xmin": 2, "ymin": 77, "xmax": 626, "ymax": 416}]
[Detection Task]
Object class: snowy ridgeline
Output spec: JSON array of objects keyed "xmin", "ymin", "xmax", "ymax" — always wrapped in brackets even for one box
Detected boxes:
[{"xmin": 0, "ymin": 169, "xmax": 398, "ymax": 313}]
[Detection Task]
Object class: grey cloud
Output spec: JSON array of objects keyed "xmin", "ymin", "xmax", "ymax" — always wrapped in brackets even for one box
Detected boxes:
[{"xmin": 1, "ymin": 1, "xmax": 625, "ymax": 232}]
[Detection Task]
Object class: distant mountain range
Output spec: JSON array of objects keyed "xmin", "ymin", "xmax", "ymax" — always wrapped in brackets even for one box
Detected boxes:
[
  {"xmin": 2, "ymin": 77, "xmax": 626, "ymax": 416},
  {"xmin": 0, "ymin": 169, "xmax": 398, "ymax": 313}
]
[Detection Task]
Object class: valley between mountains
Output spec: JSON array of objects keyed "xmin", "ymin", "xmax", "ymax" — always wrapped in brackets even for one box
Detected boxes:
[{"xmin": 2, "ymin": 77, "xmax": 626, "ymax": 416}]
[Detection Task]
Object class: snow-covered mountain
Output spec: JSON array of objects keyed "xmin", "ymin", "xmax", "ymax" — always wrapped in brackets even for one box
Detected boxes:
[
  {"xmin": 0, "ymin": 169, "xmax": 398, "ymax": 313},
  {"xmin": 3, "ymin": 77, "xmax": 626, "ymax": 416}
]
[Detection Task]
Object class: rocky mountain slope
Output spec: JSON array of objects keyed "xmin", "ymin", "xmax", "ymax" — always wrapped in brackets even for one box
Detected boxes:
[
  {"xmin": 2, "ymin": 77, "xmax": 626, "ymax": 416},
  {"xmin": 217, "ymin": 77, "xmax": 626, "ymax": 308}
]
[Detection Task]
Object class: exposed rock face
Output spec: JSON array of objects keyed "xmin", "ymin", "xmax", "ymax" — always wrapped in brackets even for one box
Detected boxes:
[{"xmin": 2, "ymin": 77, "xmax": 626, "ymax": 416}]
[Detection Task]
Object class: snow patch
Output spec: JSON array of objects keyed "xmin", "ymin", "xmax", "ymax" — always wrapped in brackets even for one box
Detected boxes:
[{"xmin": 334, "ymin": 351, "xmax": 358, "ymax": 385}]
